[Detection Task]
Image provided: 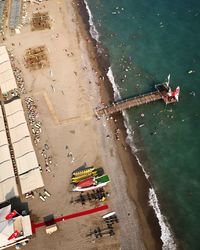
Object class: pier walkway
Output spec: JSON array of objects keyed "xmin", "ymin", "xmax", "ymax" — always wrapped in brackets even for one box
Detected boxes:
[{"xmin": 96, "ymin": 85, "xmax": 176, "ymax": 117}]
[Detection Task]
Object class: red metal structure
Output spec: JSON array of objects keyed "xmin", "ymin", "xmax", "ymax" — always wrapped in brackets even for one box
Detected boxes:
[{"xmin": 31, "ymin": 204, "xmax": 109, "ymax": 233}]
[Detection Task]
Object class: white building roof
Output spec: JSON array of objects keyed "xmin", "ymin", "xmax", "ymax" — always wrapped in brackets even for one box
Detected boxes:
[
  {"xmin": 0, "ymin": 109, "xmax": 7, "ymax": 146},
  {"xmin": 0, "ymin": 205, "xmax": 32, "ymax": 249},
  {"xmin": 0, "ymin": 110, "xmax": 5, "ymax": 132},
  {"xmin": 13, "ymin": 137, "xmax": 34, "ymax": 159},
  {"xmin": 0, "ymin": 46, "xmax": 17, "ymax": 94},
  {"xmin": 0, "ymin": 106, "xmax": 18, "ymax": 204},
  {"xmin": 21, "ymin": 216, "xmax": 32, "ymax": 238},
  {"xmin": 0, "ymin": 179, "xmax": 18, "ymax": 203},
  {"xmin": 0, "ymin": 130, "xmax": 8, "ymax": 147},
  {"xmin": 16, "ymin": 152, "xmax": 38, "ymax": 175},
  {"xmin": 19, "ymin": 168, "xmax": 44, "ymax": 194},
  {"xmin": 6, "ymin": 111, "xmax": 26, "ymax": 129},
  {"xmin": 0, "ymin": 205, "xmax": 13, "ymax": 246},
  {"xmin": 0, "ymin": 61, "xmax": 11, "ymax": 74},
  {"xmin": 4, "ymin": 99, "xmax": 23, "ymax": 116},
  {"xmin": 0, "ymin": 46, "xmax": 44, "ymax": 196},
  {"xmin": 0, "ymin": 145, "xmax": 10, "ymax": 164},
  {"xmin": 0, "ymin": 123, "xmax": 18, "ymax": 203},
  {"xmin": 9, "ymin": 124, "xmax": 30, "ymax": 144},
  {"xmin": 4, "ymin": 99, "xmax": 44, "ymax": 194},
  {"xmin": 0, "ymin": 52, "xmax": 9, "ymax": 63},
  {"xmin": 0, "ymin": 160, "xmax": 14, "ymax": 182}
]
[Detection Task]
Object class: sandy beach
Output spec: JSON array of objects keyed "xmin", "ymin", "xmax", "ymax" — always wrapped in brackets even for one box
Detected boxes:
[{"xmin": 2, "ymin": 0, "xmax": 162, "ymax": 249}]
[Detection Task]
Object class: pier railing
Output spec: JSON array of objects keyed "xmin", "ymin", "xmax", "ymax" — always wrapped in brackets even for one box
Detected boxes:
[{"xmin": 96, "ymin": 89, "xmax": 176, "ymax": 117}]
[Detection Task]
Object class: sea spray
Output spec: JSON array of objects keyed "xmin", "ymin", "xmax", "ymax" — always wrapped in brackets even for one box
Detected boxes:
[
  {"xmin": 107, "ymin": 66, "xmax": 176, "ymax": 249},
  {"xmin": 149, "ymin": 188, "xmax": 177, "ymax": 250},
  {"xmin": 84, "ymin": 0, "xmax": 100, "ymax": 42}
]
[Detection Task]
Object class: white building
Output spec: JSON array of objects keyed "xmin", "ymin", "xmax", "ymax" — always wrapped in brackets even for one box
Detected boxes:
[
  {"xmin": 0, "ymin": 205, "xmax": 32, "ymax": 250},
  {"xmin": 0, "ymin": 45, "xmax": 44, "ymax": 204}
]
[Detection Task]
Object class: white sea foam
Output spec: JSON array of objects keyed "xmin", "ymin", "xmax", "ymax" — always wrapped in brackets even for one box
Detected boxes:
[
  {"xmin": 107, "ymin": 66, "xmax": 121, "ymax": 100},
  {"xmin": 107, "ymin": 65, "xmax": 177, "ymax": 250},
  {"xmin": 107, "ymin": 66, "xmax": 150, "ymax": 179},
  {"xmin": 84, "ymin": 0, "xmax": 100, "ymax": 42},
  {"xmin": 122, "ymin": 109, "xmax": 151, "ymax": 180},
  {"xmin": 149, "ymin": 188, "xmax": 177, "ymax": 250}
]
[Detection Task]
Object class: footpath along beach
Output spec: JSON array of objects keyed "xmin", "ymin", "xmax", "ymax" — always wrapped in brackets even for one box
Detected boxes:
[{"xmin": 2, "ymin": 0, "xmax": 161, "ymax": 249}]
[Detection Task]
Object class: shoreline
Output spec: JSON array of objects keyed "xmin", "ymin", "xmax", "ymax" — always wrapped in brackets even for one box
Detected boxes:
[
  {"xmin": 0, "ymin": 0, "xmax": 165, "ymax": 249},
  {"xmin": 75, "ymin": 0, "xmax": 163, "ymax": 249}
]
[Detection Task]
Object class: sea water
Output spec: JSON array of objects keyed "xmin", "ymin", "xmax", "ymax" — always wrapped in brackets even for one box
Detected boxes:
[{"xmin": 85, "ymin": 0, "xmax": 200, "ymax": 249}]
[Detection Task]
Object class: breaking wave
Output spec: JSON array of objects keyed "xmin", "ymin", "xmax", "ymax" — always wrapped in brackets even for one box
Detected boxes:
[
  {"xmin": 107, "ymin": 66, "xmax": 176, "ymax": 250},
  {"xmin": 107, "ymin": 67, "xmax": 121, "ymax": 100},
  {"xmin": 84, "ymin": 0, "xmax": 100, "ymax": 42},
  {"xmin": 149, "ymin": 188, "xmax": 177, "ymax": 250}
]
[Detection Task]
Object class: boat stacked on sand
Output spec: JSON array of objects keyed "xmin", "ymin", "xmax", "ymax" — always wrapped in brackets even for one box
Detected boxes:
[{"xmin": 71, "ymin": 164, "xmax": 110, "ymax": 192}]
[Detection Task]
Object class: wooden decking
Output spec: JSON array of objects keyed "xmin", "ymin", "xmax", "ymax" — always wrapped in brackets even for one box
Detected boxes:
[{"xmin": 96, "ymin": 90, "xmax": 176, "ymax": 117}]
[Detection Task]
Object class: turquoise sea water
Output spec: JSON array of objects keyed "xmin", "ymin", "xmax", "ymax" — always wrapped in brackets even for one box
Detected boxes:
[{"xmin": 85, "ymin": 0, "xmax": 200, "ymax": 249}]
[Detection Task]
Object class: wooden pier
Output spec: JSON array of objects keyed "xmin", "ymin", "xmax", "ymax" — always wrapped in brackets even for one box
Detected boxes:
[{"xmin": 96, "ymin": 84, "xmax": 176, "ymax": 117}]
